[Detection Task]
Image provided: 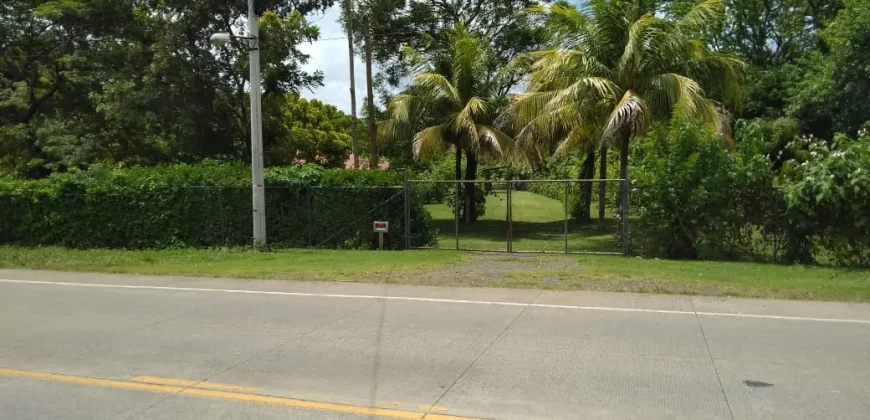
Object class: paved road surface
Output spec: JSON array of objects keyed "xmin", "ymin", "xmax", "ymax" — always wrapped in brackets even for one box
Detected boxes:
[{"xmin": 1, "ymin": 269, "xmax": 869, "ymax": 420}]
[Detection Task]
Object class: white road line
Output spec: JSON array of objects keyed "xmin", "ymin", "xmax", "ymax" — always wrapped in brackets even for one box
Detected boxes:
[{"xmin": 2, "ymin": 278, "xmax": 869, "ymax": 325}]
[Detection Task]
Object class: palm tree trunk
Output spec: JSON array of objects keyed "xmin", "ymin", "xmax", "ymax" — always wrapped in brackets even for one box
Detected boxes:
[
  {"xmin": 364, "ymin": 24, "xmax": 378, "ymax": 169},
  {"xmin": 454, "ymin": 145, "xmax": 462, "ymax": 221},
  {"xmin": 345, "ymin": 7, "xmax": 359, "ymax": 169},
  {"xmin": 464, "ymin": 151, "xmax": 478, "ymax": 223},
  {"xmin": 597, "ymin": 144, "xmax": 607, "ymax": 229},
  {"xmin": 578, "ymin": 148, "xmax": 594, "ymax": 222},
  {"xmin": 454, "ymin": 145, "xmax": 462, "ymax": 182},
  {"xmin": 618, "ymin": 131, "xmax": 630, "ymax": 222}
]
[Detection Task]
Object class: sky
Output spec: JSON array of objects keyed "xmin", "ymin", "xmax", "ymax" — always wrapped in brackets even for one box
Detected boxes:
[{"xmin": 298, "ymin": 6, "xmax": 368, "ymax": 114}]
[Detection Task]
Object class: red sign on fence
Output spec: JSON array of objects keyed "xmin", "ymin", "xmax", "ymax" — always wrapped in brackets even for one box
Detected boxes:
[{"xmin": 373, "ymin": 221, "xmax": 389, "ymax": 233}]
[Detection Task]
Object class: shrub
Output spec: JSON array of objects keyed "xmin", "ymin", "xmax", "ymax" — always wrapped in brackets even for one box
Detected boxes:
[
  {"xmin": 779, "ymin": 132, "xmax": 870, "ymax": 266},
  {"xmin": 631, "ymin": 120, "xmax": 779, "ymax": 260},
  {"xmin": 0, "ymin": 163, "xmax": 435, "ymax": 250},
  {"xmin": 414, "ymin": 157, "xmax": 461, "ymax": 204}
]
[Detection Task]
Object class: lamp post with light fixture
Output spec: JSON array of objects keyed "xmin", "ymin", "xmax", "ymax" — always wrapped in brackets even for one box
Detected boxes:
[{"xmin": 210, "ymin": 0, "xmax": 266, "ymax": 249}]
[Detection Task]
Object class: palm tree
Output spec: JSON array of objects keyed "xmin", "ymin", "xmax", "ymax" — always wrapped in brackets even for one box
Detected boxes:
[
  {"xmin": 379, "ymin": 25, "xmax": 513, "ymax": 223},
  {"xmin": 506, "ymin": 0, "xmax": 745, "ymax": 224}
]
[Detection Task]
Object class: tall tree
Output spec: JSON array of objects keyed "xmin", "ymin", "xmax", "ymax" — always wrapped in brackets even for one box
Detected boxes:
[
  {"xmin": 340, "ymin": 0, "xmax": 360, "ymax": 168},
  {"xmin": 263, "ymin": 93, "xmax": 354, "ymax": 167},
  {"xmin": 379, "ymin": 25, "xmax": 512, "ymax": 222},
  {"xmin": 787, "ymin": 0, "xmax": 870, "ymax": 139},
  {"xmin": 695, "ymin": 0, "xmax": 842, "ymax": 120},
  {"xmin": 1, "ymin": 0, "xmax": 333, "ymax": 176},
  {"xmin": 508, "ymin": 0, "xmax": 745, "ymax": 223},
  {"xmin": 347, "ymin": 0, "xmax": 547, "ymax": 101},
  {"xmin": 364, "ymin": 18, "xmax": 379, "ymax": 168}
]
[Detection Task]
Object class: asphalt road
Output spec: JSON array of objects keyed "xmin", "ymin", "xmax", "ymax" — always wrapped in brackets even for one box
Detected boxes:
[{"xmin": 1, "ymin": 269, "xmax": 869, "ymax": 420}]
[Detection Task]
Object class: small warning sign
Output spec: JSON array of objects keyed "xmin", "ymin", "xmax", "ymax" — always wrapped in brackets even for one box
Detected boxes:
[{"xmin": 373, "ymin": 221, "xmax": 389, "ymax": 233}]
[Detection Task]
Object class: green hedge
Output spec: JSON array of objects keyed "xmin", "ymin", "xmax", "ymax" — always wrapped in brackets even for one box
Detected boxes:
[{"xmin": 0, "ymin": 163, "xmax": 435, "ymax": 250}]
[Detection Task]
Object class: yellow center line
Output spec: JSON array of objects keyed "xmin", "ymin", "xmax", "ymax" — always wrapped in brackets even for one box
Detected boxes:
[
  {"xmin": 0, "ymin": 368, "xmax": 483, "ymax": 420},
  {"xmin": 418, "ymin": 405, "xmax": 449, "ymax": 412},
  {"xmin": 131, "ymin": 375, "xmax": 261, "ymax": 393}
]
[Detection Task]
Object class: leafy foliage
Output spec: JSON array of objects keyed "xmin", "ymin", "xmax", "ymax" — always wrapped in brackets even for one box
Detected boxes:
[
  {"xmin": 264, "ymin": 94, "xmax": 353, "ymax": 167},
  {"xmin": 379, "ymin": 25, "xmax": 512, "ymax": 222},
  {"xmin": 345, "ymin": 0, "xmax": 547, "ymax": 99},
  {"xmin": 0, "ymin": 0, "xmax": 333, "ymax": 176},
  {"xmin": 779, "ymin": 131, "xmax": 870, "ymax": 266},
  {"xmin": 632, "ymin": 120, "xmax": 778, "ymax": 259},
  {"xmin": 0, "ymin": 163, "xmax": 435, "ymax": 250},
  {"xmin": 505, "ymin": 0, "xmax": 747, "ymax": 228},
  {"xmin": 788, "ymin": 0, "xmax": 870, "ymax": 139}
]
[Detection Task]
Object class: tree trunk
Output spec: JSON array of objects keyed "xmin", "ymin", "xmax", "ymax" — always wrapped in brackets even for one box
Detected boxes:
[
  {"xmin": 618, "ymin": 131, "xmax": 631, "ymax": 225},
  {"xmin": 454, "ymin": 145, "xmax": 462, "ymax": 221},
  {"xmin": 597, "ymin": 143, "xmax": 608, "ymax": 229},
  {"xmin": 577, "ymin": 147, "xmax": 594, "ymax": 222},
  {"xmin": 464, "ymin": 151, "xmax": 478, "ymax": 223},
  {"xmin": 454, "ymin": 145, "xmax": 463, "ymax": 181},
  {"xmin": 364, "ymin": 25, "xmax": 378, "ymax": 169},
  {"xmin": 345, "ymin": 1, "xmax": 359, "ymax": 169}
]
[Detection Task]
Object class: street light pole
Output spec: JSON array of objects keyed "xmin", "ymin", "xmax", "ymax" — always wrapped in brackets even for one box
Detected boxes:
[{"xmin": 247, "ymin": 0, "xmax": 267, "ymax": 249}]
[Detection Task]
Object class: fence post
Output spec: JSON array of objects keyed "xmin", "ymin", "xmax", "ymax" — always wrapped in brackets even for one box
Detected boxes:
[
  {"xmin": 507, "ymin": 180, "xmax": 513, "ymax": 253},
  {"xmin": 306, "ymin": 186, "xmax": 312, "ymax": 247},
  {"xmin": 403, "ymin": 169, "xmax": 410, "ymax": 250},
  {"xmin": 564, "ymin": 181, "xmax": 569, "ymax": 254},
  {"xmin": 622, "ymin": 178, "xmax": 630, "ymax": 256},
  {"xmin": 454, "ymin": 181, "xmax": 460, "ymax": 250}
]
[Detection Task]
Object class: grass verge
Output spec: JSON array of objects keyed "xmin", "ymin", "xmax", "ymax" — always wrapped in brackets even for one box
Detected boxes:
[
  {"xmin": 0, "ymin": 247, "xmax": 867, "ymax": 302},
  {"xmin": 507, "ymin": 255, "xmax": 870, "ymax": 301},
  {"xmin": 0, "ymin": 247, "xmax": 461, "ymax": 281}
]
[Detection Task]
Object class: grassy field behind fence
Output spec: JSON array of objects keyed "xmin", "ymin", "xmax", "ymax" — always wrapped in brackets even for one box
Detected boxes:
[{"xmin": 425, "ymin": 190, "xmax": 621, "ymax": 253}]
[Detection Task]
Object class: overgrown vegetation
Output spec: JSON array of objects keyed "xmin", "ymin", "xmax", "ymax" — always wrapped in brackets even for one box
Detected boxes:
[
  {"xmin": 3, "ymin": 0, "xmax": 870, "ymax": 270},
  {"xmin": 0, "ymin": 164, "xmax": 435, "ymax": 249},
  {"xmin": 631, "ymin": 120, "xmax": 779, "ymax": 260},
  {"xmin": 780, "ymin": 132, "xmax": 870, "ymax": 266}
]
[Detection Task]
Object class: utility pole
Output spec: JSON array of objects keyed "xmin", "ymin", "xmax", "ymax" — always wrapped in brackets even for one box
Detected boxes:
[
  {"xmin": 209, "ymin": 0, "xmax": 267, "ymax": 249},
  {"xmin": 364, "ymin": 18, "xmax": 378, "ymax": 169},
  {"xmin": 344, "ymin": 0, "xmax": 360, "ymax": 169},
  {"xmin": 247, "ymin": 0, "xmax": 267, "ymax": 248}
]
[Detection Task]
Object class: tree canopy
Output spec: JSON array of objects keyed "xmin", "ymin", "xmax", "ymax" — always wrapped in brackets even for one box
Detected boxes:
[{"xmin": 0, "ymin": 0, "xmax": 337, "ymax": 176}]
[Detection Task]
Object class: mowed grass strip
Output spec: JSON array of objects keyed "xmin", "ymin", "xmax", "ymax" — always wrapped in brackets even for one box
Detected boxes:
[
  {"xmin": 0, "ymin": 246, "xmax": 867, "ymax": 302},
  {"xmin": 0, "ymin": 247, "xmax": 461, "ymax": 280},
  {"xmin": 502, "ymin": 255, "xmax": 870, "ymax": 302}
]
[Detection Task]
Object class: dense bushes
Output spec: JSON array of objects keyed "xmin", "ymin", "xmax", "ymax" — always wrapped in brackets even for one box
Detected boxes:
[
  {"xmin": 0, "ymin": 163, "xmax": 435, "ymax": 250},
  {"xmin": 779, "ymin": 132, "xmax": 870, "ymax": 265},
  {"xmin": 630, "ymin": 119, "xmax": 870, "ymax": 266},
  {"xmin": 631, "ymin": 121, "xmax": 780, "ymax": 260}
]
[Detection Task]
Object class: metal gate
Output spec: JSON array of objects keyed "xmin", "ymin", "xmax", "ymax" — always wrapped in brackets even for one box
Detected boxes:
[{"xmin": 408, "ymin": 178, "xmax": 630, "ymax": 255}]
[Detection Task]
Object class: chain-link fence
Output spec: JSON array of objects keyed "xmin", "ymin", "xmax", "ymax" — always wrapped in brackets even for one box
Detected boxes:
[
  {"xmin": 0, "ymin": 184, "xmax": 426, "ymax": 251},
  {"xmin": 408, "ymin": 178, "xmax": 630, "ymax": 255},
  {"xmin": 1, "ymin": 178, "xmax": 631, "ymax": 253}
]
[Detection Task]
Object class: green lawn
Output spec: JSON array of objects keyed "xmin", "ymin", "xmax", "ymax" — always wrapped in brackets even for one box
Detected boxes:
[{"xmin": 425, "ymin": 190, "xmax": 621, "ymax": 253}]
